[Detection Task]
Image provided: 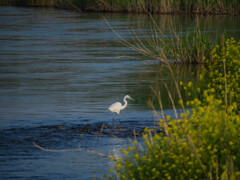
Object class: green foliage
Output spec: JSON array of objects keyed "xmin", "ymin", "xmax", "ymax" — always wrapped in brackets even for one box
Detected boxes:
[
  {"xmin": 200, "ymin": 37, "xmax": 240, "ymax": 111},
  {"xmin": 108, "ymin": 97, "xmax": 240, "ymax": 179},
  {"xmin": 183, "ymin": 29, "xmax": 212, "ymax": 63}
]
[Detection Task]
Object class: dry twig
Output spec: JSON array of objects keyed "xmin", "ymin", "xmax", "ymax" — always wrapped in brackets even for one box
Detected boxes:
[{"xmin": 33, "ymin": 141, "xmax": 116, "ymax": 161}]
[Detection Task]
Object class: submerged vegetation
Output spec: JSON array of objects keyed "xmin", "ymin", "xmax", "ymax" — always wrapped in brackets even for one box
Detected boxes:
[
  {"xmin": 1, "ymin": 0, "xmax": 239, "ymax": 14},
  {"xmin": 107, "ymin": 38, "xmax": 240, "ymax": 179}
]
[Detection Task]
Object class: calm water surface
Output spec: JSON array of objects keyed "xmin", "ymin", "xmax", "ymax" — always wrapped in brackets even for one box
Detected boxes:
[{"xmin": 0, "ymin": 6, "xmax": 239, "ymax": 179}]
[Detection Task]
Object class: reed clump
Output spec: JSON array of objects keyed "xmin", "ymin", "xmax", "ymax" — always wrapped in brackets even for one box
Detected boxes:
[
  {"xmin": 106, "ymin": 38, "xmax": 240, "ymax": 179},
  {"xmin": 166, "ymin": 26, "xmax": 213, "ymax": 64},
  {"xmin": 1, "ymin": 0, "xmax": 239, "ymax": 14},
  {"xmin": 106, "ymin": 16, "xmax": 219, "ymax": 64}
]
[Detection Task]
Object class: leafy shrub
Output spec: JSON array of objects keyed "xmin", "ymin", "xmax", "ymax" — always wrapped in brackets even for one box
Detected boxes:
[
  {"xmin": 108, "ymin": 95, "xmax": 240, "ymax": 180},
  {"xmin": 199, "ymin": 37, "xmax": 240, "ymax": 112}
]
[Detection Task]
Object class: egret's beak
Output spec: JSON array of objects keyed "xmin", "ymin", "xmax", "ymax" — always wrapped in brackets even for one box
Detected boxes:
[{"xmin": 130, "ymin": 97, "xmax": 135, "ymax": 101}]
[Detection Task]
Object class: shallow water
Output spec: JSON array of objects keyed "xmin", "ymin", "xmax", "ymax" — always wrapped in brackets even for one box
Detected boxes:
[{"xmin": 0, "ymin": 6, "xmax": 239, "ymax": 179}]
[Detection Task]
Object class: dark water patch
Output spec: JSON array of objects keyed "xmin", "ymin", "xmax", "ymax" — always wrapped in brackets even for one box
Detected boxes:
[
  {"xmin": 0, "ymin": 120, "xmax": 153, "ymax": 148},
  {"xmin": 0, "ymin": 121, "xmax": 153, "ymax": 179}
]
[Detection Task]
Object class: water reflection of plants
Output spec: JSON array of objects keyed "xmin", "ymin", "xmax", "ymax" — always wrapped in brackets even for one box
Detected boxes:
[{"xmin": 147, "ymin": 64, "xmax": 200, "ymax": 109}]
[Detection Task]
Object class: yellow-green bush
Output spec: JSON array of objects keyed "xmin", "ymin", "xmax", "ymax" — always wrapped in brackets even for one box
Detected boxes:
[
  {"xmin": 107, "ymin": 38, "xmax": 240, "ymax": 180},
  {"xmin": 200, "ymin": 38, "xmax": 240, "ymax": 112},
  {"xmin": 108, "ymin": 95, "xmax": 240, "ymax": 180}
]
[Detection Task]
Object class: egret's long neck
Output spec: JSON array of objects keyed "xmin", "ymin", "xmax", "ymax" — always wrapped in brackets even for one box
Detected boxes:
[{"xmin": 122, "ymin": 97, "xmax": 128, "ymax": 110}]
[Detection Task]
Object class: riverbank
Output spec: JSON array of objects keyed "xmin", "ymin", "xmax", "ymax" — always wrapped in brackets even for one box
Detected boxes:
[{"xmin": 1, "ymin": 0, "xmax": 239, "ymax": 15}]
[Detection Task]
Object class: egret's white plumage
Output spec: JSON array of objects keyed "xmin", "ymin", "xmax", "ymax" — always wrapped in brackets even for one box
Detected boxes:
[{"xmin": 108, "ymin": 95, "xmax": 134, "ymax": 123}]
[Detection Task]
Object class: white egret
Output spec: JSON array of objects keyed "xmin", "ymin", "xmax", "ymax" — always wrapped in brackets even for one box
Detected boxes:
[{"xmin": 108, "ymin": 95, "xmax": 134, "ymax": 124}]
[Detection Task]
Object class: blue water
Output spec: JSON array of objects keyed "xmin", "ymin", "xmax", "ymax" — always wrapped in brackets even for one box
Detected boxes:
[{"xmin": 0, "ymin": 6, "xmax": 239, "ymax": 179}]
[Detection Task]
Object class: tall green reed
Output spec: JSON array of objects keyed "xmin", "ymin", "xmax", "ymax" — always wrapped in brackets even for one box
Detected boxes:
[{"xmin": 168, "ymin": 24, "xmax": 213, "ymax": 64}]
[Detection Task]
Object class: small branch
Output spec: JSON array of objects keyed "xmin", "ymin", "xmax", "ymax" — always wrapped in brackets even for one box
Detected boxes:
[
  {"xmin": 69, "ymin": 2, "xmax": 82, "ymax": 12},
  {"xmin": 33, "ymin": 142, "xmax": 115, "ymax": 161},
  {"xmin": 164, "ymin": 83, "xmax": 178, "ymax": 119}
]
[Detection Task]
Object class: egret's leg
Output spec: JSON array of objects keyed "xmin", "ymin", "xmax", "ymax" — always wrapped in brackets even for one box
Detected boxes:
[
  {"xmin": 112, "ymin": 113, "xmax": 115, "ymax": 125},
  {"xmin": 118, "ymin": 114, "xmax": 121, "ymax": 125}
]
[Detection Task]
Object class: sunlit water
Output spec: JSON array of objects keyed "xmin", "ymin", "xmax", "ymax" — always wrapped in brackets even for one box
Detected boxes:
[{"xmin": 0, "ymin": 6, "xmax": 239, "ymax": 179}]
